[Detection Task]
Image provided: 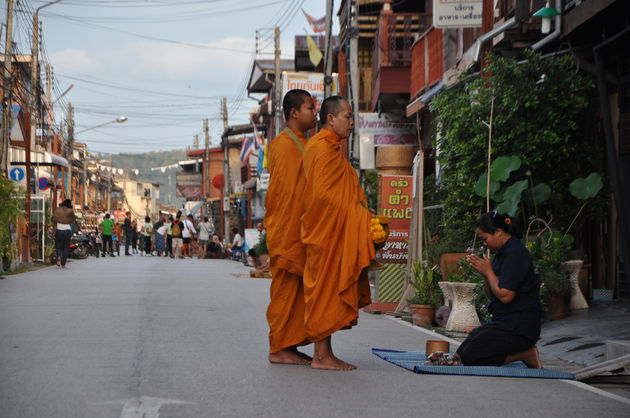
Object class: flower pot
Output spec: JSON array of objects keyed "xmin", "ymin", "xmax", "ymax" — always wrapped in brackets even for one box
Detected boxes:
[
  {"xmin": 409, "ymin": 304, "xmax": 435, "ymax": 327},
  {"xmin": 562, "ymin": 260, "xmax": 589, "ymax": 310},
  {"xmin": 439, "ymin": 253, "xmax": 468, "ymax": 281},
  {"xmin": 443, "ymin": 282, "xmax": 481, "ymax": 332},
  {"xmin": 546, "ymin": 295, "xmax": 568, "ymax": 320}
]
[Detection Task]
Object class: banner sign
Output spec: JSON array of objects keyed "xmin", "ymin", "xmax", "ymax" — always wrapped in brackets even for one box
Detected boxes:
[
  {"xmin": 378, "ymin": 175, "xmax": 413, "ymax": 264},
  {"xmin": 358, "ymin": 113, "xmax": 416, "ymax": 146},
  {"xmin": 282, "ymin": 71, "xmax": 338, "ymax": 111},
  {"xmin": 433, "ymin": 0, "xmax": 483, "ymax": 28}
]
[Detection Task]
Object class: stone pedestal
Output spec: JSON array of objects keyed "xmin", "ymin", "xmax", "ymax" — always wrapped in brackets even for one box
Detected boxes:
[
  {"xmin": 442, "ymin": 282, "xmax": 481, "ymax": 332},
  {"xmin": 562, "ymin": 259, "xmax": 589, "ymax": 310}
]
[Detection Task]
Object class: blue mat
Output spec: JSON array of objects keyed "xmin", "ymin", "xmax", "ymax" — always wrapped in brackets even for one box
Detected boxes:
[{"xmin": 373, "ymin": 348, "xmax": 575, "ymax": 380}]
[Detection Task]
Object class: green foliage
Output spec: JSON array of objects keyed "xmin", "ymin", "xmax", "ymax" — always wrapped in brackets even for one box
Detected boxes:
[
  {"xmin": 253, "ymin": 231, "xmax": 268, "ymax": 256},
  {"xmin": 408, "ymin": 260, "xmax": 440, "ymax": 305},
  {"xmin": 569, "ymin": 172, "xmax": 603, "ymax": 200},
  {"xmin": 448, "ymin": 257, "xmax": 485, "ymax": 283},
  {"xmin": 0, "ymin": 175, "xmax": 24, "ymax": 269},
  {"xmin": 361, "ymin": 170, "xmax": 379, "ymax": 210},
  {"xmin": 527, "ymin": 231, "xmax": 573, "ymax": 297},
  {"xmin": 429, "ymin": 51, "xmax": 603, "ymax": 233}
]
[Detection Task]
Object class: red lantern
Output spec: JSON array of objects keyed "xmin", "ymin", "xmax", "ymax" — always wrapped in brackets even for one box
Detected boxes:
[{"xmin": 212, "ymin": 174, "xmax": 225, "ymax": 189}]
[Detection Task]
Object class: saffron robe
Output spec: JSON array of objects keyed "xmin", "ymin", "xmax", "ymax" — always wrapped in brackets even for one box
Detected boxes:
[
  {"xmin": 265, "ymin": 129, "xmax": 310, "ymax": 353},
  {"xmin": 301, "ymin": 128, "xmax": 374, "ymax": 342}
]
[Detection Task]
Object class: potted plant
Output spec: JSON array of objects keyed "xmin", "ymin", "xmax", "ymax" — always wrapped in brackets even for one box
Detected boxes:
[
  {"xmin": 527, "ymin": 231, "xmax": 573, "ymax": 319},
  {"xmin": 407, "ymin": 260, "xmax": 439, "ymax": 327}
]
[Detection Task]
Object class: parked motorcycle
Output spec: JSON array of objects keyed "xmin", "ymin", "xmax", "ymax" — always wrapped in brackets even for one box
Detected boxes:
[{"xmin": 68, "ymin": 232, "xmax": 95, "ymax": 259}]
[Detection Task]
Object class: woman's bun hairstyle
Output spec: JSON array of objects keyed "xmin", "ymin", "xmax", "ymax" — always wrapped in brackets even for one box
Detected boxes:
[{"xmin": 477, "ymin": 211, "xmax": 522, "ymax": 238}]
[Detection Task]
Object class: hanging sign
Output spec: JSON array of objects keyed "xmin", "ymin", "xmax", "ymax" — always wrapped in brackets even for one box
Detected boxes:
[
  {"xmin": 378, "ymin": 175, "xmax": 413, "ymax": 264},
  {"xmin": 433, "ymin": 0, "xmax": 483, "ymax": 28}
]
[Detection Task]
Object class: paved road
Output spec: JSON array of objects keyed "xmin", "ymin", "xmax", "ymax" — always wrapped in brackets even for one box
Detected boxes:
[{"xmin": 0, "ymin": 256, "xmax": 628, "ymax": 418}]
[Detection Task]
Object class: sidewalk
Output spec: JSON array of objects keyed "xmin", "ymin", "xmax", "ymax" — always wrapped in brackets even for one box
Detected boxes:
[{"xmin": 387, "ymin": 301, "xmax": 630, "ymax": 401}]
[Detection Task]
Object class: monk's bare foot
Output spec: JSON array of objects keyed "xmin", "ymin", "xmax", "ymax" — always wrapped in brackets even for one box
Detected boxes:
[
  {"xmin": 269, "ymin": 349, "xmax": 311, "ymax": 366},
  {"xmin": 523, "ymin": 346, "xmax": 543, "ymax": 369},
  {"xmin": 287, "ymin": 346, "xmax": 313, "ymax": 362},
  {"xmin": 311, "ymin": 354, "xmax": 356, "ymax": 371}
]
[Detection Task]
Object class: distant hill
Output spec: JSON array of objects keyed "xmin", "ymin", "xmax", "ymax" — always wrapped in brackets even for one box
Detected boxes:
[{"xmin": 98, "ymin": 149, "xmax": 187, "ymax": 206}]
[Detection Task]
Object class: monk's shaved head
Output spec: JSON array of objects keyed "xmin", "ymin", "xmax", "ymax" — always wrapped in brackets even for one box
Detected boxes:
[
  {"xmin": 319, "ymin": 96, "xmax": 348, "ymax": 125},
  {"xmin": 283, "ymin": 89, "xmax": 311, "ymax": 121}
]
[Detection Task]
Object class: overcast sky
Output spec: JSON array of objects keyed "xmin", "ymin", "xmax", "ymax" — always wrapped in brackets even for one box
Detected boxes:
[{"xmin": 6, "ymin": 0, "xmax": 332, "ymax": 154}]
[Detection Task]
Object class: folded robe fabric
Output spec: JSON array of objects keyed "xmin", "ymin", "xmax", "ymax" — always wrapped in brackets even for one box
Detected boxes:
[
  {"xmin": 265, "ymin": 129, "xmax": 310, "ymax": 353},
  {"xmin": 373, "ymin": 348, "xmax": 576, "ymax": 380},
  {"xmin": 301, "ymin": 128, "xmax": 375, "ymax": 342}
]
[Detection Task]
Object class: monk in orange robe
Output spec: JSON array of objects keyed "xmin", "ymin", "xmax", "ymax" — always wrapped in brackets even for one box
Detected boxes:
[
  {"xmin": 301, "ymin": 96, "xmax": 375, "ymax": 370},
  {"xmin": 265, "ymin": 89, "xmax": 318, "ymax": 365}
]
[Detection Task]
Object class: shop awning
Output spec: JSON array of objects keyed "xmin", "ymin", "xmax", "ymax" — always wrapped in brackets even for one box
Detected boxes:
[
  {"xmin": 406, "ymin": 80, "xmax": 445, "ymax": 117},
  {"xmin": 9, "ymin": 147, "xmax": 69, "ymax": 168}
]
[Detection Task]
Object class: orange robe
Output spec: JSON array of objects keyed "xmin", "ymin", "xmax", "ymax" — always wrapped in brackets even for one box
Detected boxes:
[
  {"xmin": 301, "ymin": 128, "xmax": 375, "ymax": 342},
  {"xmin": 265, "ymin": 129, "xmax": 310, "ymax": 354}
]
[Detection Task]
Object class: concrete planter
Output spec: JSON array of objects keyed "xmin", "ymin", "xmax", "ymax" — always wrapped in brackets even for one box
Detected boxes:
[
  {"xmin": 562, "ymin": 259, "xmax": 589, "ymax": 310},
  {"xmin": 441, "ymin": 282, "xmax": 481, "ymax": 332}
]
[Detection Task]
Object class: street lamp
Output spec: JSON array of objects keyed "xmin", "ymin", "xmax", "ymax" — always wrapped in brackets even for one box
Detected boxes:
[{"xmin": 75, "ymin": 116, "xmax": 128, "ymax": 135}]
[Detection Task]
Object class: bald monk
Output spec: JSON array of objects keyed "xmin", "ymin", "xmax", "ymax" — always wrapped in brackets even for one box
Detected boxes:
[
  {"xmin": 301, "ymin": 96, "xmax": 376, "ymax": 371},
  {"xmin": 265, "ymin": 89, "xmax": 318, "ymax": 365}
]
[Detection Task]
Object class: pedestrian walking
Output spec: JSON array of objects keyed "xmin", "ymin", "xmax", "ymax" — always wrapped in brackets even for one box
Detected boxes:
[
  {"xmin": 123, "ymin": 212, "xmax": 134, "ymax": 256},
  {"xmin": 52, "ymin": 199, "xmax": 76, "ymax": 268},
  {"xmin": 141, "ymin": 216, "xmax": 153, "ymax": 256},
  {"xmin": 197, "ymin": 216, "xmax": 214, "ymax": 259},
  {"xmin": 165, "ymin": 216, "xmax": 173, "ymax": 257},
  {"xmin": 131, "ymin": 219, "xmax": 139, "ymax": 254},
  {"xmin": 153, "ymin": 214, "xmax": 166, "ymax": 256},
  {"xmin": 99, "ymin": 213, "xmax": 115, "ymax": 257},
  {"xmin": 182, "ymin": 214, "xmax": 197, "ymax": 258},
  {"xmin": 456, "ymin": 212, "xmax": 542, "ymax": 369},
  {"xmin": 171, "ymin": 215, "xmax": 184, "ymax": 258},
  {"xmin": 113, "ymin": 222, "xmax": 122, "ymax": 256}
]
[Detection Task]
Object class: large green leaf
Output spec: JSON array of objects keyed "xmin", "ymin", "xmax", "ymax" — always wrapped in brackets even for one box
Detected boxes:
[
  {"xmin": 490, "ymin": 156, "xmax": 522, "ymax": 182},
  {"xmin": 569, "ymin": 172, "xmax": 603, "ymax": 200},
  {"xmin": 495, "ymin": 180, "xmax": 528, "ymax": 216},
  {"xmin": 474, "ymin": 173, "xmax": 500, "ymax": 197},
  {"xmin": 525, "ymin": 183, "xmax": 551, "ymax": 205}
]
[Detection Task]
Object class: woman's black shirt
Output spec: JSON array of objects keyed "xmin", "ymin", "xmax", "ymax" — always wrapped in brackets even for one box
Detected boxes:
[{"xmin": 488, "ymin": 237, "xmax": 541, "ymax": 342}]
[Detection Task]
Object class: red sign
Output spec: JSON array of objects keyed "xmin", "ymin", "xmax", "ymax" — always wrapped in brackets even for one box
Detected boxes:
[{"xmin": 378, "ymin": 175, "xmax": 413, "ymax": 264}]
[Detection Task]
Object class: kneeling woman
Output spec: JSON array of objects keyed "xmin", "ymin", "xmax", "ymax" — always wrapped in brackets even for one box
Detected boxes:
[{"xmin": 456, "ymin": 212, "xmax": 542, "ymax": 368}]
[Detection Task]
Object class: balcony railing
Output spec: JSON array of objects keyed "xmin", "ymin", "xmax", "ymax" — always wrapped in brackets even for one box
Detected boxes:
[{"xmin": 373, "ymin": 12, "xmax": 431, "ymax": 73}]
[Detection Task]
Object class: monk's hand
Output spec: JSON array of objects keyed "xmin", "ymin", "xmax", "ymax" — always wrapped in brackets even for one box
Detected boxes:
[{"xmin": 466, "ymin": 254, "xmax": 493, "ymax": 277}]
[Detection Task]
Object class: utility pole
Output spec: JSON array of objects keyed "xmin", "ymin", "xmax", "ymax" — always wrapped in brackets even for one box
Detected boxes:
[
  {"xmin": 323, "ymin": 0, "xmax": 334, "ymax": 98},
  {"xmin": 193, "ymin": 134, "xmax": 199, "ymax": 149},
  {"xmin": 348, "ymin": 0, "xmax": 360, "ymax": 164},
  {"xmin": 1, "ymin": 0, "xmax": 14, "ymax": 174},
  {"xmin": 221, "ymin": 97, "xmax": 230, "ymax": 243},
  {"xmin": 203, "ymin": 119, "xmax": 209, "ymax": 210},
  {"xmin": 274, "ymin": 27, "xmax": 282, "ymax": 136},
  {"xmin": 66, "ymin": 103, "xmax": 73, "ymax": 199}
]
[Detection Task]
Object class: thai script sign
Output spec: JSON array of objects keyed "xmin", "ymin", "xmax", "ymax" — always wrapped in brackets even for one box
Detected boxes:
[
  {"xmin": 358, "ymin": 113, "xmax": 416, "ymax": 146},
  {"xmin": 379, "ymin": 175, "xmax": 413, "ymax": 264},
  {"xmin": 433, "ymin": 0, "xmax": 483, "ymax": 28},
  {"xmin": 282, "ymin": 71, "xmax": 338, "ymax": 111}
]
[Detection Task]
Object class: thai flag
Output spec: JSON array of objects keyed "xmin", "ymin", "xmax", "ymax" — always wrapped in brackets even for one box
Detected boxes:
[
  {"xmin": 251, "ymin": 121, "xmax": 264, "ymax": 148},
  {"xmin": 302, "ymin": 9, "xmax": 326, "ymax": 33},
  {"xmin": 239, "ymin": 135, "xmax": 256, "ymax": 163}
]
